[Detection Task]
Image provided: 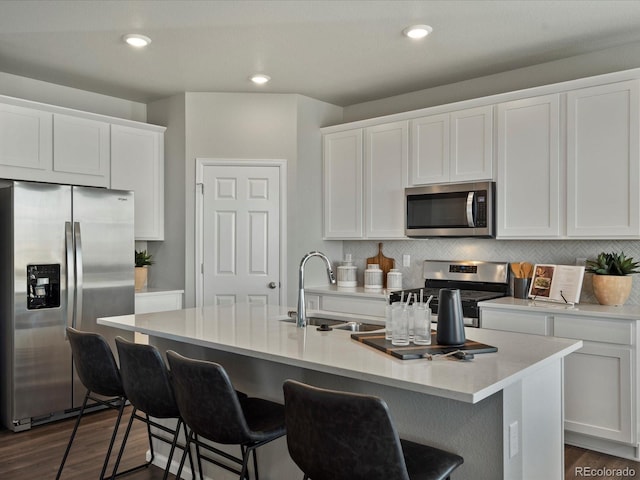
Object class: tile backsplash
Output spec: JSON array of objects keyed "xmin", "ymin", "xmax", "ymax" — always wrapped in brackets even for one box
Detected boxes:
[{"xmin": 342, "ymin": 239, "xmax": 640, "ymax": 305}]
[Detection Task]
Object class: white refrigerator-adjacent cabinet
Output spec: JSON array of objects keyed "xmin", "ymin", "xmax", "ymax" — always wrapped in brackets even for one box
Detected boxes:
[{"xmin": 0, "ymin": 180, "xmax": 134, "ymax": 431}]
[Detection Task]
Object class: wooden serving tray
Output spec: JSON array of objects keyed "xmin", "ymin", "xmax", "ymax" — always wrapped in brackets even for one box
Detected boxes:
[{"xmin": 350, "ymin": 331, "xmax": 497, "ymax": 360}]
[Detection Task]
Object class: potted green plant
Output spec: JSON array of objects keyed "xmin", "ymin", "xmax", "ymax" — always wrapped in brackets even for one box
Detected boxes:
[
  {"xmin": 134, "ymin": 250, "xmax": 154, "ymax": 291},
  {"xmin": 586, "ymin": 251, "xmax": 639, "ymax": 305}
]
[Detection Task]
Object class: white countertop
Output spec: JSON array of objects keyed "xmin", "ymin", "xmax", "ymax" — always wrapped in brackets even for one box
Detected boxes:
[
  {"xmin": 98, "ymin": 303, "xmax": 581, "ymax": 404},
  {"xmin": 480, "ymin": 296, "xmax": 640, "ymax": 320}
]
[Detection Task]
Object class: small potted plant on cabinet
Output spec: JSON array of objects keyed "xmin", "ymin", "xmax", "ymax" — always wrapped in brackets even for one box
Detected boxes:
[
  {"xmin": 134, "ymin": 250, "xmax": 154, "ymax": 292},
  {"xmin": 586, "ymin": 251, "xmax": 639, "ymax": 305}
]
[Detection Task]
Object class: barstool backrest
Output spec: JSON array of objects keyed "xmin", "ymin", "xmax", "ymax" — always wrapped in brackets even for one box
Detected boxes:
[
  {"xmin": 283, "ymin": 379, "xmax": 410, "ymax": 480},
  {"xmin": 66, "ymin": 327, "xmax": 123, "ymax": 397},
  {"xmin": 166, "ymin": 350, "xmax": 251, "ymax": 444},
  {"xmin": 115, "ymin": 336, "xmax": 180, "ymax": 418}
]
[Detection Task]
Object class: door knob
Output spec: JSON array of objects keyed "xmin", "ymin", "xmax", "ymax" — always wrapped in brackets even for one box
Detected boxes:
[{"xmin": 268, "ymin": 282, "xmax": 277, "ymax": 289}]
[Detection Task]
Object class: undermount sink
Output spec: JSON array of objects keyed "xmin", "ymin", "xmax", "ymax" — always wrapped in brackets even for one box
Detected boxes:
[{"xmin": 281, "ymin": 315, "xmax": 383, "ymax": 332}]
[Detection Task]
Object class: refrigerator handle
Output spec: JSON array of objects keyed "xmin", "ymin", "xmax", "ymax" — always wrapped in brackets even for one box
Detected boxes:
[
  {"xmin": 65, "ymin": 222, "xmax": 75, "ymax": 338},
  {"xmin": 73, "ymin": 222, "xmax": 83, "ymax": 329}
]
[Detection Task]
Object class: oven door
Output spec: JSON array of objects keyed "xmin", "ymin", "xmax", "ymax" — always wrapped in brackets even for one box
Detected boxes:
[
  {"xmin": 405, "ymin": 182, "xmax": 494, "ymax": 237},
  {"xmin": 432, "ymin": 314, "xmax": 479, "ymax": 328}
]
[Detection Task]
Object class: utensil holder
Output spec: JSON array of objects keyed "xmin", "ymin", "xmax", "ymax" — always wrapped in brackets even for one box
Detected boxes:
[{"xmin": 513, "ymin": 278, "xmax": 531, "ymax": 299}]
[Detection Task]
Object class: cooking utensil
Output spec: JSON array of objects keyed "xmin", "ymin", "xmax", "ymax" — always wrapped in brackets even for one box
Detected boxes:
[
  {"xmin": 367, "ymin": 243, "xmax": 394, "ymax": 288},
  {"xmin": 510, "ymin": 262, "xmax": 522, "ymax": 278},
  {"xmin": 521, "ymin": 262, "xmax": 533, "ymax": 278}
]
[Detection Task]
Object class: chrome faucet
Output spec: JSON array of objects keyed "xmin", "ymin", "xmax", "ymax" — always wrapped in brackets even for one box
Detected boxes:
[{"xmin": 297, "ymin": 251, "xmax": 336, "ymax": 327}]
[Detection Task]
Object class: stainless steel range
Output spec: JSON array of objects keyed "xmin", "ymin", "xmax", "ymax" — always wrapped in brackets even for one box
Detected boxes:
[{"xmin": 389, "ymin": 260, "xmax": 509, "ymax": 327}]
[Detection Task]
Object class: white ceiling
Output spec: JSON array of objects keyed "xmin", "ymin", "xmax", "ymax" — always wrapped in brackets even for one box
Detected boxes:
[{"xmin": 2, "ymin": 0, "xmax": 640, "ymax": 106}]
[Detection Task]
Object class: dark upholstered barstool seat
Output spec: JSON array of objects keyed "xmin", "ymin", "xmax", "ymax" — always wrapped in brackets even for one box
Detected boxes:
[
  {"xmin": 166, "ymin": 350, "xmax": 286, "ymax": 480},
  {"xmin": 113, "ymin": 337, "xmax": 196, "ymax": 480},
  {"xmin": 282, "ymin": 379, "xmax": 463, "ymax": 480},
  {"xmin": 56, "ymin": 328, "xmax": 148, "ymax": 480}
]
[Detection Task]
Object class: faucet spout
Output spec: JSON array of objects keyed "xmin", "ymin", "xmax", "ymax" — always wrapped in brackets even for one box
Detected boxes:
[{"xmin": 297, "ymin": 251, "xmax": 336, "ymax": 327}]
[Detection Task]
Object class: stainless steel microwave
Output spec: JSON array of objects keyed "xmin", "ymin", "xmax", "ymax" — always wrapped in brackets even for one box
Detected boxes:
[{"xmin": 405, "ymin": 181, "xmax": 495, "ymax": 238}]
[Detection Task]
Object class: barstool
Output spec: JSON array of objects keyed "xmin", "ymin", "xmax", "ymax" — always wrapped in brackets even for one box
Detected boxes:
[
  {"xmin": 282, "ymin": 379, "xmax": 464, "ymax": 480},
  {"xmin": 166, "ymin": 350, "xmax": 286, "ymax": 480},
  {"xmin": 112, "ymin": 337, "xmax": 196, "ymax": 480},
  {"xmin": 56, "ymin": 328, "xmax": 148, "ymax": 480}
]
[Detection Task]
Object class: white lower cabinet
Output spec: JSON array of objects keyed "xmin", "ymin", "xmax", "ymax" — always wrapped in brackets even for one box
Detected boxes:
[
  {"xmin": 135, "ymin": 290, "xmax": 184, "ymax": 314},
  {"xmin": 134, "ymin": 290, "xmax": 184, "ymax": 344},
  {"xmin": 480, "ymin": 304, "xmax": 638, "ymax": 458},
  {"xmin": 564, "ymin": 342, "xmax": 633, "ymax": 443},
  {"xmin": 304, "ymin": 288, "xmax": 386, "ymax": 319},
  {"xmin": 480, "ymin": 309, "xmax": 552, "ymax": 335}
]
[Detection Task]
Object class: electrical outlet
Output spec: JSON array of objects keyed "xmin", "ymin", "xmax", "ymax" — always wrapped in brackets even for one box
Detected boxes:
[
  {"xmin": 509, "ymin": 421, "xmax": 519, "ymax": 458},
  {"xmin": 575, "ymin": 257, "xmax": 587, "ymax": 266},
  {"xmin": 403, "ymin": 254, "xmax": 410, "ymax": 267}
]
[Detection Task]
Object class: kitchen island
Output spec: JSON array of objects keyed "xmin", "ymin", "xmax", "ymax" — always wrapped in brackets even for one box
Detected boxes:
[{"xmin": 98, "ymin": 303, "xmax": 582, "ymax": 480}]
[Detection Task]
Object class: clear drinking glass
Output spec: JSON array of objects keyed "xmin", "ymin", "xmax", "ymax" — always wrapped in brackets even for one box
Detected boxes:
[
  {"xmin": 391, "ymin": 304, "xmax": 410, "ymax": 346},
  {"xmin": 413, "ymin": 304, "xmax": 432, "ymax": 345},
  {"xmin": 385, "ymin": 303, "xmax": 394, "ymax": 340}
]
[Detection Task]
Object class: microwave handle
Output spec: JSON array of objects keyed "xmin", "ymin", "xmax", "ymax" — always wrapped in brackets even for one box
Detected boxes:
[{"xmin": 466, "ymin": 192, "xmax": 475, "ymax": 227}]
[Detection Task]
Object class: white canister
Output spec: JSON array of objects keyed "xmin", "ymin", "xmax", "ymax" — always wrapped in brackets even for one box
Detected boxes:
[
  {"xmin": 364, "ymin": 263, "xmax": 383, "ymax": 289},
  {"xmin": 387, "ymin": 269, "xmax": 402, "ymax": 290},
  {"xmin": 337, "ymin": 256, "xmax": 357, "ymax": 287}
]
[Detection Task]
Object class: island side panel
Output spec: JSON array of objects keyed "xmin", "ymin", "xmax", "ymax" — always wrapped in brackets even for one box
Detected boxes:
[
  {"xmin": 503, "ymin": 357, "xmax": 564, "ymax": 479},
  {"xmin": 152, "ymin": 335, "xmax": 503, "ymax": 480}
]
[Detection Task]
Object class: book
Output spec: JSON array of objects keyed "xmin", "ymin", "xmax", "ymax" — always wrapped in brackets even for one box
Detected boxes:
[{"xmin": 529, "ymin": 264, "xmax": 585, "ymax": 304}]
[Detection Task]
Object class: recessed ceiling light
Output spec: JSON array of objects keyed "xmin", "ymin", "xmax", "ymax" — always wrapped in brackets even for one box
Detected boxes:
[
  {"xmin": 123, "ymin": 34, "xmax": 152, "ymax": 48},
  {"xmin": 251, "ymin": 74, "xmax": 271, "ymax": 85},
  {"xmin": 403, "ymin": 25, "xmax": 433, "ymax": 39}
]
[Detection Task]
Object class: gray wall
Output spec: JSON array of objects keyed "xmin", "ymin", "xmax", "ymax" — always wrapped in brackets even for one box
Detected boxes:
[
  {"xmin": 0, "ymin": 71, "xmax": 147, "ymax": 121},
  {"xmin": 147, "ymin": 94, "xmax": 186, "ymax": 291},
  {"xmin": 165, "ymin": 92, "xmax": 342, "ymax": 307},
  {"xmin": 342, "ymin": 40, "xmax": 640, "ymax": 122}
]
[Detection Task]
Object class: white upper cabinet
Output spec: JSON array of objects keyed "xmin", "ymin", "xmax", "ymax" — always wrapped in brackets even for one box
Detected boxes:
[
  {"xmin": 52, "ymin": 113, "xmax": 110, "ymax": 187},
  {"xmin": 410, "ymin": 113, "xmax": 449, "ymax": 184},
  {"xmin": 0, "ymin": 103, "xmax": 53, "ymax": 179},
  {"xmin": 566, "ymin": 80, "xmax": 640, "ymax": 238},
  {"xmin": 110, "ymin": 124, "xmax": 165, "ymax": 240},
  {"xmin": 497, "ymin": 94, "xmax": 561, "ymax": 238},
  {"xmin": 410, "ymin": 105, "xmax": 493, "ymax": 185},
  {"xmin": 323, "ymin": 129, "xmax": 363, "ymax": 238},
  {"xmin": 364, "ymin": 121, "xmax": 408, "ymax": 238},
  {"xmin": 323, "ymin": 121, "xmax": 408, "ymax": 239},
  {"xmin": 0, "ymin": 95, "xmax": 165, "ymax": 241},
  {"xmin": 450, "ymin": 106, "xmax": 494, "ymax": 182}
]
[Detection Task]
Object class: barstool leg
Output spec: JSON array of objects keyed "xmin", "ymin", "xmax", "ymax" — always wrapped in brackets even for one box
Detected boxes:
[
  {"xmin": 99, "ymin": 397, "xmax": 127, "ymax": 480},
  {"xmin": 182, "ymin": 421, "xmax": 197, "ymax": 480},
  {"xmin": 55, "ymin": 390, "xmax": 91, "ymax": 480},
  {"xmin": 109, "ymin": 406, "xmax": 138, "ymax": 479}
]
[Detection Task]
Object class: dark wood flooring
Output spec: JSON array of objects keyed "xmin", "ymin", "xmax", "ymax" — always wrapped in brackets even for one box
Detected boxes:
[{"xmin": 1, "ymin": 406, "xmax": 639, "ymax": 479}]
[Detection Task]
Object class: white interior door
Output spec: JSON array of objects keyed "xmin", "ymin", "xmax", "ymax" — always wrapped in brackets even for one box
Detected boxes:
[{"xmin": 197, "ymin": 160, "xmax": 284, "ymax": 306}]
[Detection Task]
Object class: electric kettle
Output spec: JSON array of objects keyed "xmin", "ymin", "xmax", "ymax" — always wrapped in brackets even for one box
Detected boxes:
[{"xmin": 436, "ymin": 288, "xmax": 466, "ymax": 346}]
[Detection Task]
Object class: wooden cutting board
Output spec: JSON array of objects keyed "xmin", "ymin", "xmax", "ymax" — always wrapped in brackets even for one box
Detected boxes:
[{"xmin": 366, "ymin": 242, "xmax": 395, "ymax": 288}]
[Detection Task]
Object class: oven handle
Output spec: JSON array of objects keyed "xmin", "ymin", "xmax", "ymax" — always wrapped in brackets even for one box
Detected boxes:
[{"xmin": 466, "ymin": 192, "xmax": 475, "ymax": 227}]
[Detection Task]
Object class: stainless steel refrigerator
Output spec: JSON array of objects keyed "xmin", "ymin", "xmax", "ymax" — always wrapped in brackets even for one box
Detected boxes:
[{"xmin": 0, "ymin": 180, "xmax": 134, "ymax": 431}]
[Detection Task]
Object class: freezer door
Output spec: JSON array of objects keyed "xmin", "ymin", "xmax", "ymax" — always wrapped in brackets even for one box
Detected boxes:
[
  {"xmin": 71, "ymin": 186, "xmax": 134, "ymax": 407},
  {"xmin": 9, "ymin": 182, "xmax": 72, "ymax": 425}
]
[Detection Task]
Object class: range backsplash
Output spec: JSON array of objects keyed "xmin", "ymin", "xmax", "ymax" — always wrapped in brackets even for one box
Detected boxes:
[{"xmin": 343, "ymin": 239, "xmax": 640, "ymax": 305}]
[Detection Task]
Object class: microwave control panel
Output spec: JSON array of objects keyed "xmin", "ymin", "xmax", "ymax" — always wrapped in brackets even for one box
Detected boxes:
[{"xmin": 475, "ymin": 191, "xmax": 487, "ymax": 227}]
